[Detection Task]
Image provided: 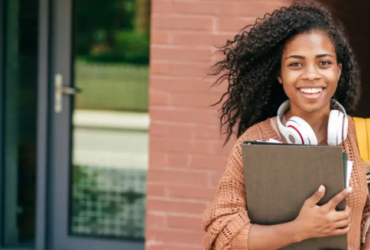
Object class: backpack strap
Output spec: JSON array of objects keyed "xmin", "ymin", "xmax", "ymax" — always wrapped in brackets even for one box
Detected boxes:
[
  {"xmin": 353, "ymin": 117, "xmax": 370, "ymax": 184},
  {"xmin": 353, "ymin": 117, "xmax": 370, "ymax": 243}
]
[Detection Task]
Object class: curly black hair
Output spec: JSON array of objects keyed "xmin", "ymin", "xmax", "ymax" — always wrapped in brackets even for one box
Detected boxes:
[{"xmin": 211, "ymin": 1, "xmax": 361, "ymax": 144}]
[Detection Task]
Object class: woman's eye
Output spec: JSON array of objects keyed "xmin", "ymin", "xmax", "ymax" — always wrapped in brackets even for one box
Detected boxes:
[
  {"xmin": 320, "ymin": 61, "xmax": 332, "ymax": 66},
  {"xmin": 289, "ymin": 62, "xmax": 302, "ymax": 67}
]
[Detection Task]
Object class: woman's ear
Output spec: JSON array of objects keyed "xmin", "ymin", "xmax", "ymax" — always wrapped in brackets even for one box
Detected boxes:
[
  {"xmin": 278, "ymin": 76, "xmax": 283, "ymax": 84},
  {"xmin": 337, "ymin": 63, "xmax": 342, "ymax": 80}
]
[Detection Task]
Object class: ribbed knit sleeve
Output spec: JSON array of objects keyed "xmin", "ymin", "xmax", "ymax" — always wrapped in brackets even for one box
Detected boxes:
[{"xmin": 202, "ymin": 126, "xmax": 262, "ymax": 250}]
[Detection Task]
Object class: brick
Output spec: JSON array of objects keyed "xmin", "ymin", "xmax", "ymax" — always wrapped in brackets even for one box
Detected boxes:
[
  {"xmin": 150, "ymin": 62, "xmax": 170, "ymax": 75},
  {"xmin": 151, "ymin": 124, "xmax": 220, "ymax": 141},
  {"xmin": 152, "ymin": 0, "xmax": 172, "ymax": 13},
  {"xmin": 150, "ymin": 137, "xmax": 221, "ymax": 156},
  {"xmin": 146, "ymin": 198, "xmax": 208, "ymax": 215},
  {"xmin": 148, "ymin": 168, "xmax": 209, "ymax": 186},
  {"xmin": 152, "ymin": 15, "xmax": 214, "ymax": 32},
  {"xmin": 150, "ymin": 107, "xmax": 218, "ymax": 125},
  {"xmin": 147, "ymin": 228, "xmax": 203, "ymax": 245},
  {"xmin": 150, "ymin": 62, "xmax": 210, "ymax": 78},
  {"xmin": 166, "ymin": 138, "xmax": 217, "ymax": 155},
  {"xmin": 149, "ymin": 150, "xmax": 168, "ymax": 167},
  {"xmin": 167, "ymin": 214, "xmax": 203, "ymax": 231},
  {"xmin": 166, "ymin": 124, "xmax": 195, "ymax": 138},
  {"xmin": 147, "ymin": 183, "xmax": 166, "ymax": 197},
  {"xmin": 151, "ymin": 31, "xmax": 170, "ymax": 44},
  {"xmin": 146, "ymin": 213, "xmax": 167, "ymax": 228},
  {"xmin": 168, "ymin": 93, "xmax": 221, "ymax": 109},
  {"xmin": 216, "ymin": 17, "xmax": 255, "ymax": 32},
  {"xmin": 218, "ymin": 1, "xmax": 286, "ymax": 17},
  {"xmin": 189, "ymin": 154, "xmax": 228, "ymax": 170},
  {"xmin": 149, "ymin": 123, "xmax": 168, "ymax": 138},
  {"xmin": 172, "ymin": 1, "xmax": 218, "ymax": 16},
  {"xmin": 193, "ymin": 125, "xmax": 222, "ymax": 140},
  {"xmin": 171, "ymin": 32, "xmax": 233, "ymax": 47},
  {"xmin": 163, "ymin": 246, "xmax": 202, "ymax": 250},
  {"xmin": 149, "ymin": 137, "xmax": 167, "ymax": 153},
  {"xmin": 149, "ymin": 91, "xmax": 170, "ymax": 106},
  {"xmin": 167, "ymin": 153, "xmax": 192, "ymax": 168},
  {"xmin": 166, "ymin": 186, "xmax": 216, "ymax": 200},
  {"xmin": 153, "ymin": 123, "xmax": 218, "ymax": 142},
  {"xmin": 169, "ymin": 63, "xmax": 210, "ymax": 78},
  {"xmin": 150, "ymin": 77, "xmax": 216, "ymax": 94},
  {"xmin": 145, "ymin": 245, "xmax": 164, "ymax": 250},
  {"xmin": 151, "ymin": 47, "xmax": 213, "ymax": 63},
  {"xmin": 146, "ymin": 243, "xmax": 202, "ymax": 250}
]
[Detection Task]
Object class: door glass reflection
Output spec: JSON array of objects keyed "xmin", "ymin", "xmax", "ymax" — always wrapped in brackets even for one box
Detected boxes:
[{"xmin": 70, "ymin": 0, "xmax": 150, "ymax": 240}]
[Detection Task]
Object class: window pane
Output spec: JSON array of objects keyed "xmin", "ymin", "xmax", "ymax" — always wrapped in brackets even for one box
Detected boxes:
[{"xmin": 69, "ymin": 0, "xmax": 150, "ymax": 241}]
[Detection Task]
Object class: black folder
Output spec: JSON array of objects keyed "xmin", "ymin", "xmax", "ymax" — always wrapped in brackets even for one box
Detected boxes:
[{"xmin": 242, "ymin": 141, "xmax": 347, "ymax": 250}]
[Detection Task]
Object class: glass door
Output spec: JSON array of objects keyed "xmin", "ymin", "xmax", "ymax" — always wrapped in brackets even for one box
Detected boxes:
[
  {"xmin": 48, "ymin": 0, "xmax": 150, "ymax": 249},
  {"xmin": 0, "ymin": 0, "xmax": 49, "ymax": 249}
]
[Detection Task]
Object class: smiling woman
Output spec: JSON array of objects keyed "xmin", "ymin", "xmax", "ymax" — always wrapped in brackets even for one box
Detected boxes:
[{"xmin": 202, "ymin": 2, "xmax": 370, "ymax": 250}]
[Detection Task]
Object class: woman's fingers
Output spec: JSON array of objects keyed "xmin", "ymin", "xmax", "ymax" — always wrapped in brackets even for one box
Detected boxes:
[
  {"xmin": 331, "ymin": 226, "xmax": 350, "ymax": 236},
  {"xmin": 334, "ymin": 219, "xmax": 350, "ymax": 229}
]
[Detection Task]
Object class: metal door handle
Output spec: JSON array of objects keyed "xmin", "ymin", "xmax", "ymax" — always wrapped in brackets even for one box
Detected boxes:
[{"xmin": 55, "ymin": 73, "xmax": 81, "ymax": 113}]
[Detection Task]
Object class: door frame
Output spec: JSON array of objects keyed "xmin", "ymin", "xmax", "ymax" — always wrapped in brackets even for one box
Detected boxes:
[
  {"xmin": 0, "ymin": 0, "xmax": 50, "ymax": 249},
  {"xmin": 35, "ymin": 0, "xmax": 51, "ymax": 249}
]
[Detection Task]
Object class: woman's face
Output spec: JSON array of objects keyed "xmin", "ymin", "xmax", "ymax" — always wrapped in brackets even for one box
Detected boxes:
[{"xmin": 278, "ymin": 30, "xmax": 342, "ymax": 114}]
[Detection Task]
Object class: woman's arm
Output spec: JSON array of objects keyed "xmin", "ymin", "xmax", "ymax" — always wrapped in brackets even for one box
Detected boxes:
[
  {"xmin": 247, "ymin": 221, "xmax": 302, "ymax": 250},
  {"xmin": 202, "ymin": 140, "xmax": 302, "ymax": 250}
]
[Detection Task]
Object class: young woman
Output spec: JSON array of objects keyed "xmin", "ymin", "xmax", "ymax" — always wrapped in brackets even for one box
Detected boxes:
[{"xmin": 203, "ymin": 2, "xmax": 370, "ymax": 250}]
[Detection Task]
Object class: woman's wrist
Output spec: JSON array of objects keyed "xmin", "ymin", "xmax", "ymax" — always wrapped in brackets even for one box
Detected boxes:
[
  {"xmin": 248, "ymin": 220, "xmax": 307, "ymax": 250},
  {"xmin": 290, "ymin": 218, "xmax": 308, "ymax": 243}
]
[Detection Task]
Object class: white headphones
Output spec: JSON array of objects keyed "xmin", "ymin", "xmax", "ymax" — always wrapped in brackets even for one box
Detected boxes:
[{"xmin": 276, "ymin": 100, "xmax": 348, "ymax": 146}]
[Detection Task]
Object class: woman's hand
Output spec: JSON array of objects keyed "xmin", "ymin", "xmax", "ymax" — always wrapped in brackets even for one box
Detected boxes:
[{"xmin": 294, "ymin": 185, "xmax": 352, "ymax": 242}]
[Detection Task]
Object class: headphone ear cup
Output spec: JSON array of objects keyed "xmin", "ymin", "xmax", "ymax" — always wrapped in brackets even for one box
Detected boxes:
[
  {"xmin": 328, "ymin": 110, "xmax": 348, "ymax": 145},
  {"xmin": 328, "ymin": 110, "xmax": 341, "ymax": 146},
  {"xmin": 286, "ymin": 116, "xmax": 317, "ymax": 145},
  {"xmin": 283, "ymin": 125, "xmax": 304, "ymax": 144}
]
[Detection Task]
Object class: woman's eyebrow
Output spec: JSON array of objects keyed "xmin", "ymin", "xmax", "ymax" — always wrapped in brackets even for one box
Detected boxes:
[
  {"xmin": 285, "ymin": 54, "xmax": 334, "ymax": 60},
  {"xmin": 285, "ymin": 55, "xmax": 304, "ymax": 60},
  {"xmin": 316, "ymin": 54, "xmax": 334, "ymax": 58}
]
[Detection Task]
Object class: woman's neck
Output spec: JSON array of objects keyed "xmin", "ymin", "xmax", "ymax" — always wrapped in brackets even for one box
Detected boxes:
[{"xmin": 284, "ymin": 103, "xmax": 330, "ymax": 143}]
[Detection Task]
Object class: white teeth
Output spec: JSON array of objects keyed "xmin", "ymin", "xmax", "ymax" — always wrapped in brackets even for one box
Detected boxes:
[{"xmin": 299, "ymin": 88, "xmax": 323, "ymax": 94}]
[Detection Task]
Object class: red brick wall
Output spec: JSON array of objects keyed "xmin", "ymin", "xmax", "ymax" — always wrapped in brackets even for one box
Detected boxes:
[{"xmin": 146, "ymin": 1, "xmax": 292, "ymax": 250}]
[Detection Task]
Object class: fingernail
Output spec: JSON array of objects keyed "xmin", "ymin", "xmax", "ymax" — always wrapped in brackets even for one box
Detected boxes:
[
  {"xmin": 318, "ymin": 185, "xmax": 324, "ymax": 192},
  {"xmin": 347, "ymin": 186, "xmax": 352, "ymax": 193}
]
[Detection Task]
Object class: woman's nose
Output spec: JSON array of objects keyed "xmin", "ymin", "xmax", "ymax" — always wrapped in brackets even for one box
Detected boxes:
[{"xmin": 301, "ymin": 67, "xmax": 322, "ymax": 80}]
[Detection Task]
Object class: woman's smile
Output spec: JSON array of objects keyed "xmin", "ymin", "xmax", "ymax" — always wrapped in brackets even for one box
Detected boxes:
[{"xmin": 298, "ymin": 87, "xmax": 325, "ymax": 100}]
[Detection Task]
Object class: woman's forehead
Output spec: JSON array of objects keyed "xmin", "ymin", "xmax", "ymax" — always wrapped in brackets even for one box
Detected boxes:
[{"xmin": 283, "ymin": 31, "xmax": 336, "ymax": 56}]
